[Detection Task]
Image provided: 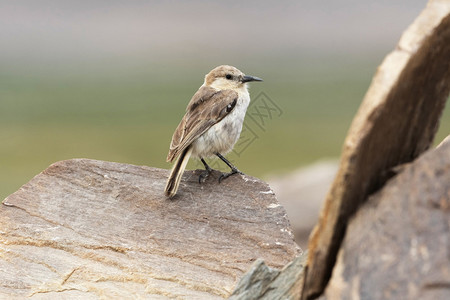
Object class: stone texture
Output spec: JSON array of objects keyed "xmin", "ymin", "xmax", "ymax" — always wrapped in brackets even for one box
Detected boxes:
[
  {"xmin": 230, "ymin": 253, "xmax": 306, "ymax": 300},
  {"xmin": 303, "ymin": 1, "xmax": 450, "ymax": 298},
  {"xmin": 322, "ymin": 136, "xmax": 450, "ymax": 300},
  {"xmin": 0, "ymin": 159, "xmax": 300, "ymax": 299}
]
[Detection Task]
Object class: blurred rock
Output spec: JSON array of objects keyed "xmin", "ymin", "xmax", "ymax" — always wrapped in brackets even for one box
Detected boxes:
[
  {"xmin": 0, "ymin": 159, "xmax": 300, "ymax": 299},
  {"xmin": 303, "ymin": 2, "xmax": 450, "ymax": 298},
  {"xmin": 322, "ymin": 136, "xmax": 450, "ymax": 300},
  {"xmin": 267, "ymin": 161, "xmax": 338, "ymax": 248}
]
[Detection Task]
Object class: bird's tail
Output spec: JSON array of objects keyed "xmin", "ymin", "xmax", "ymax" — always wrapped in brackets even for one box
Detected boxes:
[{"xmin": 164, "ymin": 147, "xmax": 192, "ymax": 198}]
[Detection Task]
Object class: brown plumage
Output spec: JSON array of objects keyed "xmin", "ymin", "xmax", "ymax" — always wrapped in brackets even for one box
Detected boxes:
[
  {"xmin": 166, "ymin": 86, "xmax": 238, "ymax": 162},
  {"xmin": 164, "ymin": 65, "xmax": 262, "ymax": 198}
]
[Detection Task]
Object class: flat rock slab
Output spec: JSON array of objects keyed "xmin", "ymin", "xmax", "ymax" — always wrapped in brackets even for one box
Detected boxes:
[{"xmin": 0, "ymin": 159, "xmax": 300, "ymax": 299}]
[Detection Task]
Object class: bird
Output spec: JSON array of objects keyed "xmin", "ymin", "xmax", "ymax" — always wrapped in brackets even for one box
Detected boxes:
[{"xmin": 164, "ymin": 65, "xmax": 263, "ymax": 198}]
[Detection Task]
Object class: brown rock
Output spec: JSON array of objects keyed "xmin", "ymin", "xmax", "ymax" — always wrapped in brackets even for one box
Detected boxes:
[
  {"xmin": 303, "ymin": 1, "xmax": 450, "ymax": 298},
  {"xmin": 0, "ymin": 159, "xmax": 300, "ymax": 299},
  {"xmin": 322, "ymin": 136, "xmax": 450, "ymax": 300}
]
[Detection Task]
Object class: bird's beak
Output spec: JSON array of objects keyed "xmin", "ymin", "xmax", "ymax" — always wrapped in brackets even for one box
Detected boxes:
[{"xmin": 241, "ymin": 75, "xmax": 263, "ymax": 83}]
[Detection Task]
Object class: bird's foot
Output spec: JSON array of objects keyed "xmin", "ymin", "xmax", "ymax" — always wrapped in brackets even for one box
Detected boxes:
[
  {"xmin": 218, "ymin": 168, "xmax": 244, "ymax": 183},
  {"xmin": 198, "ymin": 168, "xmax": 213, "ymax": 183}
]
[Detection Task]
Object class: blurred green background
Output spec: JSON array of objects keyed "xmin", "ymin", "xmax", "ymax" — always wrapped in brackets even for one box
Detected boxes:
[{"xmin": 1, "ymin": 1, "xmax": 448, "ymax": 200}]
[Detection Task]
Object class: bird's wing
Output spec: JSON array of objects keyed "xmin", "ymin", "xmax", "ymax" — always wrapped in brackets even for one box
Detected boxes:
[{"xmin": 166, "ymin": 87, "xmax": 238, "ymax": 162}]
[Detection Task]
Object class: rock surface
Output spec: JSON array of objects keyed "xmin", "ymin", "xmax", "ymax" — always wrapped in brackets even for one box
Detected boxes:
[
  {"xmin": 230, "ymin": 253, "xmax": 306, "ymax": 300},
  {"xmin": 0, "ymin": 159, "xmax": 300, "ymax": 299},
  {"xmin": 303, "ymin": 1, "xmax": 450, "ymax": 298},
  {"xmin": 322, "ymin": 136, "xmax": 450, "ymax": 300}
]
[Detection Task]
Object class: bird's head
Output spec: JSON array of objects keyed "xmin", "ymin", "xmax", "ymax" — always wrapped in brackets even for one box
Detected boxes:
[{"xmin": 204, "ymin": 65, "xmax": 263, "ymax": 91}]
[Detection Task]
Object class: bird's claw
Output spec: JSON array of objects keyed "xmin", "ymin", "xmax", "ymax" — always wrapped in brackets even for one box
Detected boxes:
[
  {"xmin": 198, "ymin": 170, "xmax": 212, "ymax": 184},
  {"xmin": 218, "ymin": 169, "xmax": 243, "ymax": 183}
]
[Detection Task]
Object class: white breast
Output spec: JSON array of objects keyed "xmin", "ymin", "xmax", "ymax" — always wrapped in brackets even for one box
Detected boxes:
[{"xmin": 191, "ymin": 88, "xmax": 250, "ymax": 159}]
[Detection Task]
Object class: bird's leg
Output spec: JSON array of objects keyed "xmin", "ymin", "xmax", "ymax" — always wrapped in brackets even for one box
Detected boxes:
[
  {"xmin": 216, "ymin": 153, "xmax": 244, "ymax": 183},
  {"xmin": 199, "ymin": 158, "xmax": 213, "ymax": 183}
]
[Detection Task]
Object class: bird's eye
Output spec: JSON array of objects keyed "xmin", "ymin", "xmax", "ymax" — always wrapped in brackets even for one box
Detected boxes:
[{"xmin": 225, "ymin": 74, "xmax": 232, "ymax": 80}]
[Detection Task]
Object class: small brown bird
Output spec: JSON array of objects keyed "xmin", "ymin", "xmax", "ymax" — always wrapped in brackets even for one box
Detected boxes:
[{"xmin": 164, "ymin": 65, "xmax": 263, "ymax": 197}]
